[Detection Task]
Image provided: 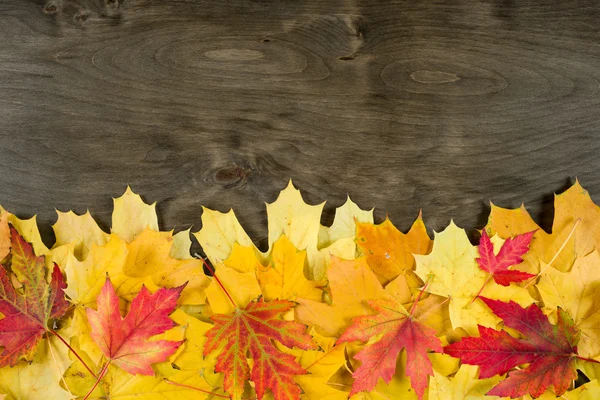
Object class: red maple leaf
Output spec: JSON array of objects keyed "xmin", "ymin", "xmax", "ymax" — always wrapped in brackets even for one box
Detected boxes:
[
  {"xmin": 477, "ymin": 230, "xmax": 536, "ymax": 286},
  {"xmin": 444, "ymin": 297, "xmax": 588, "ymax": 398},
  {"xmin": 203, "ymin": 298, "xmax": 317, "ymax": 400},
  {"xmin": 337, "ymin": 297, "xmax": 442, "ymax": 399},
  {"xmin": 0, "ymin": 226, "xmax": 69, "ymax": 366},
  {"xmin": 86, "ymin": 278, "xmax": 184, "ymax": 375}
]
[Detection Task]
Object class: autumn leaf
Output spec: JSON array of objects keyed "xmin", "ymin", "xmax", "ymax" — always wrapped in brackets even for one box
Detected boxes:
[
  {"xmin": 0, "ymin": 213, "xmax": 10, "ymax": 262},
  {"xmin": 0, "ymin": 334, "xmax": 72, "ymax": 400},
  {"xmin": 295, "ymin": 257, "xmax": 387, "ymax": 337},
  {"xmin": 355, "ymin": 212, "xmax": 432, "ymax": 286},
  {"xmin": 337, "ymin": 297, "xmax": 442, "ymax": 399},
  {"xmin": 537, "ymin": 250, "xmax": 600, "ymax": 359},
  {"xmin": 485, "ymin": 181, "xmax": 600, "ymax": 274},
  {"xmin": 414, "ymin": 222, "xmax": 534, "ymax": 335},
  {"xmin": 477, "ymin": 229, "xmax": 536, "ymax": 286},
  {"xmin": 444, "ymin": 297, "xmax": 593, "ymax": 398},
  {"xmin": 0, "ymin": 207, "xmax": 48, "ymax": 256},
  {"xmin": 86, "ymin": 278, "xmax": 184, "ymax": 376},
  {"xmin": 52, "ymin": 210, "xmax": 109, "ymax": 261},
  {"xmin": 197, "ymin": 181, "xmax": 369, "ymax": 282},
  {"xmin": 0, "ymin": 226, "xmax": 69, "ymax": 366},
  {"xmin": 294, "ymin": 330, "xmax": 348, "ymax": 400},
  {"xmin": 204, "ymin": 298, "xmax": 317, "ymax": 400},
  {"xmin": 64, "ymin": 309, "xmax": 225, "ymax": 400},
  {"xmin": 428, "ymin": 364, "xmax": 504, "ymax": 400},
  {"xmin": 112, "ymin": 186, "xmax": 158, "ymax": 242}
]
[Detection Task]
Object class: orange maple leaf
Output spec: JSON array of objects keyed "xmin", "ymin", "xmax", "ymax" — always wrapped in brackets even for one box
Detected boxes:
[
  {"xmin": 356, "ymin": 213, "xmax": 432, "ymax": 285},
  {"xmin": 337, "ymin": 296, "xmax": 442, "ymax": 399},
  {"xmin": 204, "ymin": 298, "xmax": 318, "ymax": 400}
]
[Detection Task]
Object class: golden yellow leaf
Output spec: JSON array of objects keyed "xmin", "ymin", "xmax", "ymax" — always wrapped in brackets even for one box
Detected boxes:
[
  {"xmin": 52, "ymin": 210, "xmax": 109, "ymax": 260},
  {"xmin": 414, "ymin": 222, "xmax": 534, "ymax": 335},
  {"xmin": 121, "ymin": 228, "xmax": 209, "ymax": 305},
  {"xmin": 356, "ymin": 212, "xmax": 432, "ymax": 286},
  {"xmin": 197, "ymin": 182, "xmax": 369, "ymax": 283},
  {"xmin": 295, "ymin": 343, "xmax": 348, "ymax": 400},
  {"xmin": 205, "ymin": 266, "xmax": 261, "ymax": 314},
  {"xmin": 486, "ymin": 181, "xmax": 600, "ymax": 274},
  {"xmin": 258, "ymin": 235, "xmax": 322, "ymax": 302},
  {"xmin": 537, "ymin": 251, "xmax": 600, "ymax": 359},
  {"xmin": 223, "ymin": 242, "xmax": 263, "ymax": 273},
  {"xmin": 428, "ymin": 364, "xmax": 505, "ymax": 400},
  {"xmin": 64, "ymin": 234, "xmax": 128, "ymax": 306},
  {"xmin": 429, "ymin": 353, "xmax": 459, "ymax": 377},
  {"xmin": 112, "ymin": 186, "xmax": 158, "ymax": 242},
  {"xmin": 295, "ymin": 257, "xmax": 387, "ymax": 337}
]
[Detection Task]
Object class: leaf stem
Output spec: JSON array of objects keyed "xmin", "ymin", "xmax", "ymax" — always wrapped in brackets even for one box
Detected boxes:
[
  {"xmin": 197, "ymin": 255, "xmax": 237, "ymax": 309},
  {"xmin": 163, "ymin": 379, "xmax": 230, "ymax": 398},
  {"xmin": 576, "ymin": 355, "xmax": 600, "ymax": 364},
  {"xmin": 83, "ymin": 361, "xmax": 110, "ymax": 400},
  {"xmin": 523, "ymin": 218, "xmax": 581, "ymax": 289},
  {"xmin": 409, "ymin": 278, "xmax": 430, "ymax": 316},
  {"xmin": 468, "ymin": 275, "xmax": 492, "ymax": 307},
  {"xmin": 49, "ymin": 329, "xmax": 97, "ymax": 378}
]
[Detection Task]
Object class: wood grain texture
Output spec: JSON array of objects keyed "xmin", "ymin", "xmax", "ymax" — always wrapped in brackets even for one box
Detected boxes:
[{"xmin": 1, "ymin": 0, "xmax": 600, "ymax": 248}]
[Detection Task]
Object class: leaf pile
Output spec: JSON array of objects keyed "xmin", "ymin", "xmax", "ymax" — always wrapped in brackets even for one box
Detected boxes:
[{"xmin": 0, "ymin": 181, "xmax": 598, "ymax": 399}]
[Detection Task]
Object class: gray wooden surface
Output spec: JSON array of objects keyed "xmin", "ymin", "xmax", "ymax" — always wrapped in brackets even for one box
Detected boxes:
[{"xmin": 1, "ymin": 0, "xmax": 599, "ymax": 249}]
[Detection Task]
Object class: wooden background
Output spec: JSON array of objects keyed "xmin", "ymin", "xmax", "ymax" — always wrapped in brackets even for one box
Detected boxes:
[{"xmin": 1, "ymin": 0, "xmax": 600, "ymax": 249}]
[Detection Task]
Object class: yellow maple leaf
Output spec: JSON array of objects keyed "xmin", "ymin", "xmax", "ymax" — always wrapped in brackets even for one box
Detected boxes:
[
  {"xmin": 318, "ymin": 196, "xmax": 374, "ymax": 248},
  {"xmin": 537, "ymin": 250, "xmax": 600, "ymax": 359},
  {"xmin": 194, "ymin": 207, "xmax": 255, "ymax": 266},
  {"xmin": 486, "ymin": 181, "xmax": 600, "ymax": 274},
  {"xmin": 111, "ymin": 186, "xmax": 158, "ymax": 242},
  {"xmin": 205, "ymin": 235, "xmax": 323, "ymax": 316},
  {"xmin": 0, "ymin": 207, "xmax": 48, "ymax": 255},
  {"xmin": 295, "ymin": 257, "xmax": 387, "ymax": 337},
  {"xmin": 196, "ymin": 181, "xmax": 371, "ymax": 282},
  {"xmin": 121, "ymin": 227, "xmax": 209, "ymax": 305},
  {"xmin": 428, "ymin": 364, "xmax": 505, "ymax": 400},
  {"xmin": 295, "ymin": 330, "xmax": 348, "ymax": 400},
  {"xmin": 296, "ymin": 343, "xmax": 348, "ymax": 400},
  {"xmin": 355, "ymin": 212, "xmax": 432, "ymax": 286},
  {"xmin": 52, "ymin": 210, "xmax": 109, "ymax": 261},
  {"xmin": 257, "ymin": 235, "xmax": 322, "ymax": 302},
  {"xmin": 414, "ymin": 221, "xmax": 534, "ymax": 335}
]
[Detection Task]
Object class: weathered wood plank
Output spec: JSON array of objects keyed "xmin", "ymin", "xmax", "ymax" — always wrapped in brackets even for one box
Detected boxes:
[{"xmin": 1, "ymin": 0, "xmax": 599, "ymax": 248}]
